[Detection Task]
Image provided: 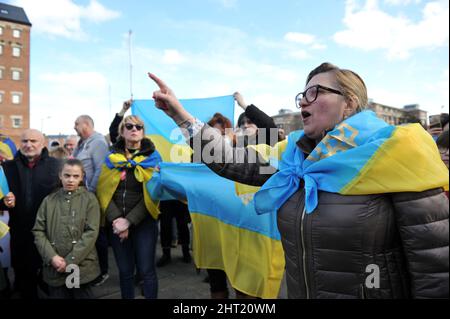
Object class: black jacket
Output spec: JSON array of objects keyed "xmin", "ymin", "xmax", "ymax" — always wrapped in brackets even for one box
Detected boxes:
[
  {"xmin": 109, "ymin": 113, "xmax": 123, "ymax": 145},
  {"xmin": 193, "ymin": 124, "xmax": 449, "ymax": 299},
  {"xmin": 239, "ymin": 104, "xmax": 278, "ymax": 147},
  {"xmin": 105, "ymin": 137, "xmax": 156, "ymax": 226},
  {"xmin": 0, "ymin": 148, "xmax": 61, "ymax": 269}
]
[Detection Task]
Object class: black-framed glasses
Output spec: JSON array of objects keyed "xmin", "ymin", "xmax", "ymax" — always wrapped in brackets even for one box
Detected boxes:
[
  {"xmin": 295, "ymin": 84, "xmax": 343, "ymax": 108},
  {"xmin": 124, "ymin": 123, "xmax": 144, "ymax": 131}
]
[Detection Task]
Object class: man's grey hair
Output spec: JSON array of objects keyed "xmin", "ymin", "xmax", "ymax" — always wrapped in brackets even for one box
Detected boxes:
[{"xmin": 77, "ymin": 115, "xmax": 94, "ymax": 128}]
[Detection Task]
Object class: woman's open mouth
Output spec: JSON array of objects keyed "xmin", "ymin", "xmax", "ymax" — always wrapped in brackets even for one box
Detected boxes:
[{"xmin": 301, "ymin": 111, "xmax": 311, "ymax": 121}]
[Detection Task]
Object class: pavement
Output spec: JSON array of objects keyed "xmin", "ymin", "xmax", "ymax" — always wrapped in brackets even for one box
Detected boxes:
[{"xmin": 92, "ymin": 243, "xmax": 288, "ymax": 299}]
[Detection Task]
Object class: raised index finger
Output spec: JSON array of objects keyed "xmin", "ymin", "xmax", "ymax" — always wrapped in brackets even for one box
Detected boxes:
[{"xmin": 148, "ymin": 72, "xmax": 168, "ymax": 90}]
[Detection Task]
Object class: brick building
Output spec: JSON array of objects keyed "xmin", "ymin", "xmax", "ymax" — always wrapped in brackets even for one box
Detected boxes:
[{"xmin": 0, "ymin": 2, "xmax": 31, "ymax": 145}]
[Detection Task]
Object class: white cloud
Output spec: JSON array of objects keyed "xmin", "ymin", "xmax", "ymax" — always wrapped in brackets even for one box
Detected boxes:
[
  {"xmin": 289, "ymin": 50, "xmax": 309, "ymax": 60},
  {"xmin": 334, "ymin": 0, "xmax": 449, "ymax": 59},
  {"xmin": 162, "ymin": 50, "xmax": 186, "ymax": 65},
  {"xmin": 384, "ymin": 0, "xmax": 421, "ymax": 6},
  {"xmin": 218, "ymin": 0, "xmax": 237, "ymax": 8},
  {"xmin": 31, "ymin": 71, "xmax": 111, "ymax": 134},
  {"xmin": 284, "ymin": 32, "xmax": 316, "ymax": 44},
  {"xmin": 12, "ymin": 0, "xmax": 120, "ymax": 40}
]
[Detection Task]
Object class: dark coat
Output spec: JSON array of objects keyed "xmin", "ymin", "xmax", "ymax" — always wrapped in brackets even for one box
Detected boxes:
[
  {"xmin": 105, "ymin": 137, "xmax": 156, "ymax": 226},
  {"xmin": 193, "ymin": 124, "xmax": 449, "ymax": 299},
  {"xmin": 237, "ymin": 104, "xmax": 278, "ymax": 147},
  {"xmin": 0, "ymin": 148, "xmax": 61, "ymax": 270}
]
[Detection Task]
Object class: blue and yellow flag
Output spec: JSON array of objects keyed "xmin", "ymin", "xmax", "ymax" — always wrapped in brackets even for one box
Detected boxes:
[
  {"xmin": 255, "ymin": 110, "xmax": 449, "ymax": 215},
  {"xmin": 132, "ymin": 96, "xmax": 234, "ymax": 162},
  {"xmin": 0, "ymin": 167, "xmax": 10, "ymax": 239},
  {"xmin": 0, "ymin": 166, "xmax": 9, "ymax": 199},
  {"xmin": 0, "ymin": 136, "xmax": 17, "ymax": 160},
  {"xmin": 148, "ymin": 163, "xmax": 285, "ymax": 299},
  {"xmin": 96, "ymin": 151, "xmax": 162, "ymax": 222}
]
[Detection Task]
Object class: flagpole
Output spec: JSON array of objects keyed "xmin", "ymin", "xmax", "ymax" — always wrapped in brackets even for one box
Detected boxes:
[{"xmin": 128, "ymin": 29, "xmax": 133, "ymax": 100}]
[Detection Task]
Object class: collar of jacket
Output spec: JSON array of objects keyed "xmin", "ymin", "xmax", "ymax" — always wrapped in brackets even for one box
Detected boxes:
[
  {"xmin": 15, "ymin": 147, "xmax": 50, "ymax": 167},
  {"xmin": 58, "ymin": 186, "xmax": 87, "ymax": 199},
  {"xmin": 111, "ymin": 137, "xmax": 155, "ymax": 158},
  {"xmin": 296, "ymin": 135, "xmax": 317, "ymax": 156}
]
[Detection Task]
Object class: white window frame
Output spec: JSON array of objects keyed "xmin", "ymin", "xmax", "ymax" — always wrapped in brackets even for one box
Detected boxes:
[
  {"xmin": 0, "ymin": 66, "xmax": 4, "ymax": 79},
  {"xmin": 0, "ymin": 44, "xmax": 3, "ymax": 55},
  {"xmin": 0, "ymin": 26, "xmax": 3, "ymax": 35},
  {"xmin": 11, "ymin": 92, "xmax": 22, "ymax": 104},
  {"xmin": 12, "ymin": 46, "xmax": 21, "ymax": 57},
  {"xmin": 11, "ymin": 116, "xmax": 23, "ymax": 128},
  {"xmin": 11, "ymin": 68, "xmax": 22, "ymax": 80},
  {"xmin": 12, "ymin": 29, "xmax": 21, "ymax": 38}
]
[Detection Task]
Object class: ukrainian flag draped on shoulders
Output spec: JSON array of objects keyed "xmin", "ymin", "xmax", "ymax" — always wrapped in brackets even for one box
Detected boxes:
[
  {"xmin": 135, "ymin": 96, "xmax": 285, "ymax": 298},
  {"xmin": 96, "ymin": 149, "xmax": 162, "ymax": 222},
  {"xmin": 255, "ymin": 110, "xmax": 449, "ymax": 215}
]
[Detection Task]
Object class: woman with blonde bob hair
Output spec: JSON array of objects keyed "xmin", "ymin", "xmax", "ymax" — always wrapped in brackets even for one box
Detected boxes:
[
  {"xmin": 148, "ymin": 62, "xmax": 448, "ymax": 299},
  {"xmin": 97, "ymin": 114, "xmax": 161, "ymax": 299}
]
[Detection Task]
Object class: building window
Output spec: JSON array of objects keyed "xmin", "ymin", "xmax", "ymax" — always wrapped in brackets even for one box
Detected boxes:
[
  {"xmin": 12, "ymin": 69, "xmax": 21, "ymax": 80},
  {"xmin": 12, "ymin": 29, "xmax": 21, "ymax": 38},
  {"xmin": 11, "ymin": 116, "xmax": 23, "ymax": 128},
  {"xmin": 0, "ymin": 116, "xmax": 3, "ymax": 128},
  {"xmin": 12, "ymin": 47, "xmax": 20, "ymax": 57},
  {"xmin": 11, "ymin": 92, "xmax": 22, "ymax": 104},
  {"xmin": 0, "ymin": 44, "xmax": 3, "ymax": 55},
  {"xmin": 0, "ymin": 91, "xmax": 3, "ymax": 103},
  {"xmin": 0, "ymin": 67, "xmax": 4, "ymax": 79},
  {"xmin": 0, "ymin": 26, "xmax": 3, "ymax": 35}
]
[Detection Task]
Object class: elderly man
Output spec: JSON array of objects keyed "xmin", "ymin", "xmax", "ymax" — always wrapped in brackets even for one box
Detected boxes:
[
  {"xmin": 73, "ymin": 115, "xmax": 110, "ymax": 286},
  {"xmin": 0, "ymin": 129, "xmax": 60, "ymax": 299},
  {"xmin": 63, "ymin": 135, "xmax": 79, "ymax": 157}
]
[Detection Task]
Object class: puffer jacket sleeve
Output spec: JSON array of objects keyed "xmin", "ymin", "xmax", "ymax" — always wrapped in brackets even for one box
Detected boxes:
[
  {"xmin": 189, "ymin": 124, "xmax": 276, "ymax": 186},
  {"xmin": 391, "ymin": 188, "xmax": 449, "ymax": 298}
]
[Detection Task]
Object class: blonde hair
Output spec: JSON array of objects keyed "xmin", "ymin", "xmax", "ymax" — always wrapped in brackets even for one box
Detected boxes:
[
  {"xmin": 118, "ymin": 115, "xmax": 145, "ymax": 137},
  {"xmin": 307, "ymin": 62, "xmax": 368, "ymax": 113}
]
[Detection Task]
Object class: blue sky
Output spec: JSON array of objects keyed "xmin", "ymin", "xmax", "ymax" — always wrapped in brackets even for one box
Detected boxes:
[{"xmin": 5, "ymin": 0, "xmax": 449, "ymax": 135}]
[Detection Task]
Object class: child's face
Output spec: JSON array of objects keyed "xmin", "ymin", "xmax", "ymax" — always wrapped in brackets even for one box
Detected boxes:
[{"xmin": 59, "ymin": 164, "xmax": 84, "ymax": 191}]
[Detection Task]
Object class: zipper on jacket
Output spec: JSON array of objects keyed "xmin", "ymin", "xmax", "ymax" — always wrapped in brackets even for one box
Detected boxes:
[
  {"xmin": 122, "ymin": 171, "xmax": 127, "ymax": 215},
  {"xmin": 301, "ymin": 206, "xmax": 310, "ymax": 299}
]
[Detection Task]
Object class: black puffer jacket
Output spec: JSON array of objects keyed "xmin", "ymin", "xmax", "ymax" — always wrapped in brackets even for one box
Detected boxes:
[
  {"xmin": 193, "ymin": 124, "xmax": 449, "ymax": 299},
  {"xmin": 278, "ymin": 187, "xmax": 448, "ymax": 299}
]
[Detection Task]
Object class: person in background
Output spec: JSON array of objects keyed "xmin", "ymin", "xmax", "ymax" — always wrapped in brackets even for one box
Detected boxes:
[
  {"xmin": 110, "ymin": 100, "xmax": 133, "ymax": 145},
  {"xmin": 73, "ymin": 115, "xmax": 110, "ymax": 287},
  {"xmin": 64, "ymin": 135, "xmax": 79, "ymax": 157},
  {"xmin": 49, "ymin": 147, "xmax": 70, "ymax": 159},
  {"xmin": 234, "ymin": 92, "xmax": 281, "ymax": 146},
  {"xmin": 32, "ymin": 159, "xmax": 100, "ymax": 299}
]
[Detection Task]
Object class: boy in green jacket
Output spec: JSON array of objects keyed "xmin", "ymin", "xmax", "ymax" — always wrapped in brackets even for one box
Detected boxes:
[{"xmin": 33, "ymin": 159, "xmax": 100, "ymax": 299}]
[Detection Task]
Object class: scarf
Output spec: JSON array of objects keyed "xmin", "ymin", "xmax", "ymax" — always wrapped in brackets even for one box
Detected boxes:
[
  {"xmin": 255, "ymin": 111, "xmax": 449, "ymax": 214},
  {"xmin": 97, "ymin": 150, "xmax": 161, "ymax": 221}
]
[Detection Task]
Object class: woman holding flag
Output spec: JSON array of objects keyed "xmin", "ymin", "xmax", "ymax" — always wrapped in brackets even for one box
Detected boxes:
[
  {"xmin": 148, "ymin": 62, "xmax": 449, "ymax": 299},
  {"xmin": 97, "ymin": 115, "xmax": 161, "ymax": 299}
]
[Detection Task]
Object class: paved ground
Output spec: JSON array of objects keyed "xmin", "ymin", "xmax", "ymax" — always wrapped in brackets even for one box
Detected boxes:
[{"xmin": 93, "ymin": 244, "xmax": 287, "ymax": 299}]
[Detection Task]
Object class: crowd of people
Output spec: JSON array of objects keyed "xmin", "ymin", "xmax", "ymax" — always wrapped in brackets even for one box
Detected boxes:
[{"xmin": 0, "ymin": 62, "xmax": 448, "ymax": 299}]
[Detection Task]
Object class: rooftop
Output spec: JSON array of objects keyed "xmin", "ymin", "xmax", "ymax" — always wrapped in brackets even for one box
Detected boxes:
[{"xmin": 0, "ymin": 2, "xmax": 31, "ymax": 26}]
